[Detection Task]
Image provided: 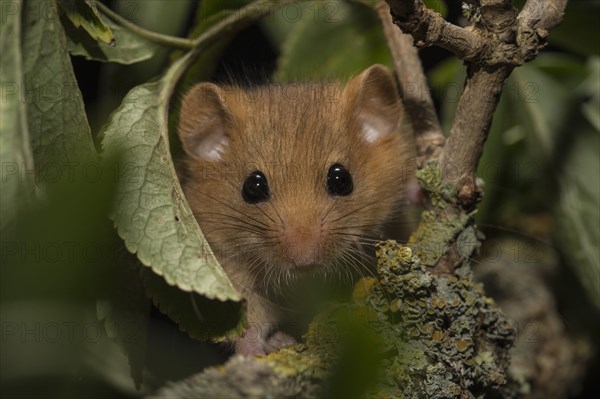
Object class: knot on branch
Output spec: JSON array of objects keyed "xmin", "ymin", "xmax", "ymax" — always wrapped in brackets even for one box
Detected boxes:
[
  {"xmin": 457, "ymin": 176, "xmax": 482, "ymax": 212},
  {"xmin": 516, "ymin": 19, "xmax": 550, "ymax": 62},
  {"xmin": 385, "ymin": 0, "xmax": 566, "ymax": 68}
]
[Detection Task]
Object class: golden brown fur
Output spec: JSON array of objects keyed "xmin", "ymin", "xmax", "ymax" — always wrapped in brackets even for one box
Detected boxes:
[{"xmin": 178, "ymin": 65, "xmax": 414, "ymax": 355}]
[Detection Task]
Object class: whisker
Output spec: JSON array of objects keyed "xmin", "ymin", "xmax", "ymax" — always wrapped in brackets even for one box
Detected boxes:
[
  {"xmin": 331, "ymin": 232, "xmax": 383, "ymax": 244},
  {"xmin": 193, "ymin": 211, "xmax": 275, "ymax": 233},
  {"xmin": 265, "ymin": 198, "xmax": 285, "ymax": 225},
  {"xmin": 325, "ymin": 200, "xmax": 381, "ymax": 224},
  {"xmin": 203, "ymin": 222, "xmax": 269, "ymax": 237},
  {"xmin": 326, "ymin": 222, "xmax": 385, "ymax": 232},
  {"xmin": 253, "ymin": 203, "xmax": 276, "ymax": 224},
  {"xmin": 189, "ymin": 189, "xmax": 270, "ymax": 228},
  {"xmin": 320, "ymin": 199, "xmax": 337, "ymax": 223}
]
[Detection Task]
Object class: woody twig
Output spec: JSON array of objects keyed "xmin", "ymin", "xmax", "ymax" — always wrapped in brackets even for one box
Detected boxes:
[{"xmin": 378, "ymin": 0, "xmax": 568, "ymax": 272}]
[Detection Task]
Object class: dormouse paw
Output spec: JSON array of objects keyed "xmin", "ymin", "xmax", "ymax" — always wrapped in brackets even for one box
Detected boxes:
[
  {"xmin": 235, "ymin": 336, "xmax": 268, "ymax": 356},
  {"xmin": 265, "ymin": 331, "xmax": 297, "ymax": 353},
  {"xmin": 235, "ymin": 330, "xmax": 297, "ymax": 356}
]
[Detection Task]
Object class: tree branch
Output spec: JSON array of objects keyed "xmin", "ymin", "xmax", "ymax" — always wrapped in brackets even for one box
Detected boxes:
[
  {"xmin": 517, "ymin": 0, "xmax": 569, "ymax": 61},
  {"xmin": 440, "ymin": 66, "xmax": 512, "ymax": 207},
  {"xmin": 375, "ymin": 1, "xmax": 445, "ymax": 166},
  {"xmin": 384, "ymin": 0, "xmax": 568, "ymax": 219},
  {"xmin": 384, "ymin": 0, "xmax": 486, "ymax": 61}
]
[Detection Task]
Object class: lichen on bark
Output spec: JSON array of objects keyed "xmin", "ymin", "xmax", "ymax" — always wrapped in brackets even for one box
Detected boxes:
[
  {"xmin": 151, "ymin": 241, "xmax": 520, "ymax": 399},
  {"xmin": 407, "ymin": 161, "xmax": 478, "ymax": 269},
  {"xmin": 349, "ymin": 241, "xmax": 517, "ymax": 398}
]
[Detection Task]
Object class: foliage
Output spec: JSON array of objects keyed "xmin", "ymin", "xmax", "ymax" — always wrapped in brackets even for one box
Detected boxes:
[{"xmin": 1, "ymin": 0, "xmax": 598, "ymax": 396}]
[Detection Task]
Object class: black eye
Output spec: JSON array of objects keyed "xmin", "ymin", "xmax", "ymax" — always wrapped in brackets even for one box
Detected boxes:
[
  {"xmin": 327, "ymin": 163, "xmax": 353, "ymax": 196},
  {"xmin": 242, "ymin": 171, "xmax": 270, "ymax": 203}
]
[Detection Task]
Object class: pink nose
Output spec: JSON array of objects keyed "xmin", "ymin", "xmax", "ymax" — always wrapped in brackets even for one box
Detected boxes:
[{"xmin": 281, "ymin": 223, "xmax": 322, "ymax": 268}]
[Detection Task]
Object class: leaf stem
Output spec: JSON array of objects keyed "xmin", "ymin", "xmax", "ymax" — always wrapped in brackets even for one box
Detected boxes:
[
  {"xmin": 96, "ymin": 1, "xmax": 194, "ymax": 50},
  {"xmin": 190, "ymin": 0, "xmax": 285, "ymax": 51},
  {"xmin": 97, "ymin": 0, "xmax": 285, "ymax": 52}
]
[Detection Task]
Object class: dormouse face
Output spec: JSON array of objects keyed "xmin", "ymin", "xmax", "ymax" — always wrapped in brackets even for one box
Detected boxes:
[{"xmin": 178, "ymin": 65, "xmax": 414, "ymax": 290}]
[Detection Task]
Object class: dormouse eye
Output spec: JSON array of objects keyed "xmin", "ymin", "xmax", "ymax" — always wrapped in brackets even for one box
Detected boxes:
[
  {"xmin": 242, "ymin": 171, "xmax": 270, "ymax": 203},
  {"xmin": 327, "ymin": 163, "xmax": 353, "ymax": 196}
]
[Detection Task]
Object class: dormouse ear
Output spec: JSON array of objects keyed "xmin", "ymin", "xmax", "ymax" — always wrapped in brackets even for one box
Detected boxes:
[
  {"xmin": 178, "ymin": 83, "xmax": 232, "ymax": 162},
  {"xmin": 345, "ymin": 64, "xmax": 405, "ymax": 144}
]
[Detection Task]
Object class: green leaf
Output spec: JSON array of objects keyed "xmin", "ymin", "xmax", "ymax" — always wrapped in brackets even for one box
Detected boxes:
[
  {"xmin": 322, "ymin": 314, "xmax": 384, "ymax": 399},
  {"xmin": 171, "ymin": 0, "xmax": 253, "ymax": 89},
  {"xmin": 272, "ymin": 0, "xmax": 392, "ymax": 82},
  {"xmin": 1, "ymin": 301, "xmax": 146, "ymax": 396},
  {"xmin": 555, "ymin": 129, "xmax": 600, "ymax": 310},
  {"xmin": 512, "ymin": 61, "xmax": 571, "ymax": 159},
  {"xmin": 62, "ymin": 11, "xmax": 157, "ymax": 64},
  {"xmin": 0, "ymin": 0, "xmax": 35, "ymax": 228},
  {"xmin": 57, "ymin": 0, "xmax": 115, "ymax": 45},
  {"xmin": 107, "ymin": 0, "xmax": 195, "ymax": 82},
  {"xmin": 22, "ymin": 0, "xmax": 97, "ymax": 169},
  {"xmin": 195, "ymin": 0, "xmax": 251, "ymax": 17},
  {"xmin": 100, "ymin": 53, "xmax": 241, "ymax": 303},
  {"xmin": 475, "ymin": 54, "xmax": 589, "ymax": 224},
  {"xmin": 97, "ymin": 257, "xmax": 151, "ymax": 388},
  {"xmin": 423, "ymin": 0, "xmax": 447, "ymax": 17},
  {"xmin": 140, "ymin": 267, "xmax": 244, "ymax": 341},
  {"xmin": 100, "ymin": 0, "xmax": 287, "ymax": 350}
]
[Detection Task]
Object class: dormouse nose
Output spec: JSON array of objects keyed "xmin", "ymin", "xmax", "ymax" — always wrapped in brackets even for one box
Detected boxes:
[{"xmin": 281, "ymin": 214, "xmax": 323, "ymax": 268}]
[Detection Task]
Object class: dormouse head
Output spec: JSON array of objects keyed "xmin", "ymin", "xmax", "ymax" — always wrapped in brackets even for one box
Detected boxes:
[{"xmin": 178, "ymin": 65, "xmax": 414, "ymax": 289}]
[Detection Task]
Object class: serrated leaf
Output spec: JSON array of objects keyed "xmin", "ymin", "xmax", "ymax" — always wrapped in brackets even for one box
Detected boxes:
[
  {"xmin": 100, "ymin": 52, "xmax": 241, "ymax": 303},
  {"xmin": 22, "ymin": 0, "xmax": 97, "ymax": 169},
  {"xmin": 62, "ymin": 10, "xmax": 157, "ymax": 64},
  {"xmin": 58, "ymin": 0, "xmax": 115, "ymax": 45},
  {"xmin": 273, "ymin": 0, "xmax": 392, "ymax": 82},
  {"xmin": 0, "ymin": 0, "xmax": 34, "ymax": 228}
]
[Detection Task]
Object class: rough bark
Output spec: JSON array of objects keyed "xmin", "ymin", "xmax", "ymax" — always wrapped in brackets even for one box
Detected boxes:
[
  {"xmin": 147, "ymin": 1, "xmax": 579, "ymax": 398},
  {"xmin": 383, "ymin": 0, "xmax": 568, "ymax": 270}
]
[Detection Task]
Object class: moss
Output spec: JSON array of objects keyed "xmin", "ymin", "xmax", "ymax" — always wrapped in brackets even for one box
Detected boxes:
[
  {"xmin": 261, "ymin": 348, "xmax": 324, "ymax": 378},
  {"xmin": 262, "ymin": 240, "xmax": 519, "ymax": 398},
  {"xmin": 408, "ymin": 209, "xmax": 470, "ymax": 267},
  {"xmin": 408, "ymin": 161, "xmax": 479, "ymax": 267},
  {"xmin": 416, "ymin": 161, "xmax": 457, "ymax": 207}
]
